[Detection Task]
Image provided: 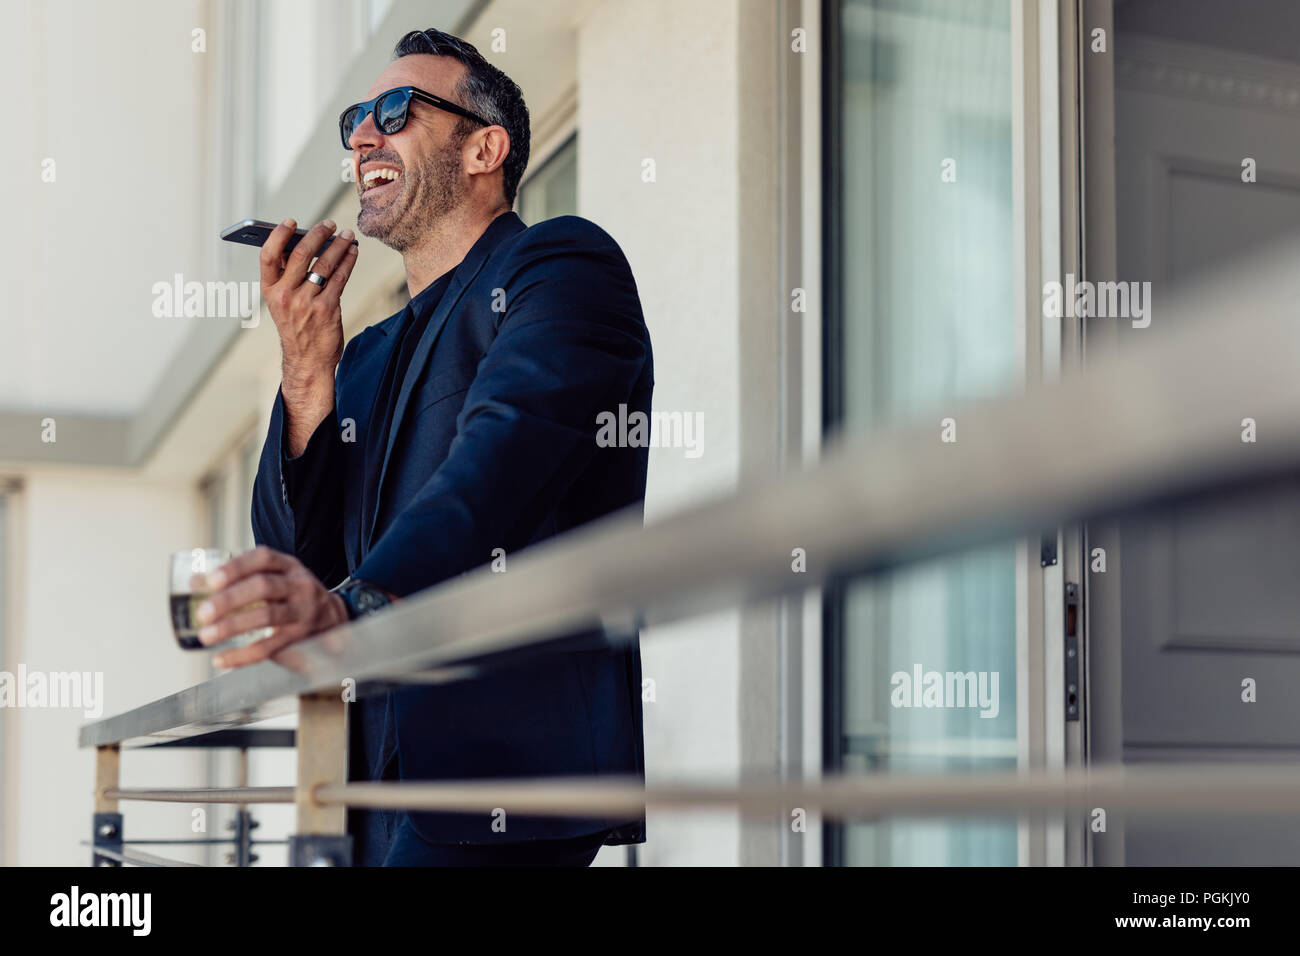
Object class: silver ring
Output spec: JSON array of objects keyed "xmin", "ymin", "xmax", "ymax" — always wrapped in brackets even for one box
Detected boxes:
[{"xmin": 306, "ymin": 271, "xmax": 327, "ymax": 287}]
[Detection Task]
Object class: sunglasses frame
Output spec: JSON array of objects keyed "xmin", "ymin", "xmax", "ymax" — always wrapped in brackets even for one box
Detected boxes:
[{"xmin": 339, "ymin": 86, "xmax": 491, "ymax": 149}]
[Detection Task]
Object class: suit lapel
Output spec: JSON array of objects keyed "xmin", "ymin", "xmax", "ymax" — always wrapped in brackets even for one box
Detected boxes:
[
  {"xmin": 365, "ymin": 211, "xmax": 527, "ymax": 551},
  {"xmin": 349, "ymin": 315, "xmax": 404, "ymax": 568}
]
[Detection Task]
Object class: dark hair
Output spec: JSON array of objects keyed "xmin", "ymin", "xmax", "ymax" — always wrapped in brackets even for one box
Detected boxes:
[{"xmin": 393, "ymin": 28, "xmax": 531, "ymax": 207}]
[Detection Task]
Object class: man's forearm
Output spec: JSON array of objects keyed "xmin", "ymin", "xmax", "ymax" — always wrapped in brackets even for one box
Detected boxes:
[
  {"xmin": 281, "ymin": 364, "xmax": 335, "ymax": 458},
  {"xmin": 253, "ymin": 363, "xmax": 347, "ymax": 589}
]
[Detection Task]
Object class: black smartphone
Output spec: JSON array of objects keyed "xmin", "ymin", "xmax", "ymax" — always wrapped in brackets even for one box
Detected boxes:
[{"xmin": 220, "ymin": 218, "xmax": 358, "ymax": 258}]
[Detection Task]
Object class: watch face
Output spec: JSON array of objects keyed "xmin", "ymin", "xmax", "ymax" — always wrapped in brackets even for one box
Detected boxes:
[{"xmin": 356, "ymin": 588, "xmax": 387, "ymax": 612}]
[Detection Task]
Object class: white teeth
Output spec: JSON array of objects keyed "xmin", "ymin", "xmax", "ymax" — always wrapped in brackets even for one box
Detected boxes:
[{"xmin": 362, "ymin": 168, "xmax": 400, "ymax": 186}]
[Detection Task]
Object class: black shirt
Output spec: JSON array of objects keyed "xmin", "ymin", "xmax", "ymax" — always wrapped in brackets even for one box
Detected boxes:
[
  {"xmin": 357, "ymin": 264, "xmax": 459, "ymax": 543},
  {"xmin": 349, "ymin": 263, "xmax": 459, "ymax": 833}
]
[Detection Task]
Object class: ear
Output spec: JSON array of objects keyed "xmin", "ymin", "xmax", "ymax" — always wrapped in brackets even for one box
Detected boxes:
[{"xmin": 464, "ymin": 125, "xmax": 511, "ymax": 179}]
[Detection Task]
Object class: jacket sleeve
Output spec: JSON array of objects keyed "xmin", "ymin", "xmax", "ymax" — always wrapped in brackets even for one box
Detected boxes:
[
  {"xmin": 352, "ymin": 220, "xmax": 650, "ymax": 598},
  {"xmin": 250, "ymin": 361, "xmax": 352, "ymax": 590}
]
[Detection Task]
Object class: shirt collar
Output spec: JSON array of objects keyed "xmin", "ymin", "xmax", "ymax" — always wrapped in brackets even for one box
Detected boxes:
[{"xmin": 408, "ymin": 262, "xmax": 459, "ymax": 314}]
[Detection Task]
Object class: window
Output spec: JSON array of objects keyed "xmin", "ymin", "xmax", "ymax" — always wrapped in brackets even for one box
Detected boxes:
[
  {"xmin": 518, "ymin": 134, "xmax": 578, "ymax": 224},
  {"xmin": 824, "ymin": 0, "xmax": 1018, "ymax": 866},
  {"xmin": 362, "ymin": 0, "xmax": 394, "ymax": 36},
  {"xmin": 255, "ymin": 1, "xmax": 375, "ymax": 195}
]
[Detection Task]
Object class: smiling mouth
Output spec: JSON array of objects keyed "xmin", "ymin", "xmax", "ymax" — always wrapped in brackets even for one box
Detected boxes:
[{"xmin": 360, "ymin": 167, "xmax": 402, "ymax": 196}]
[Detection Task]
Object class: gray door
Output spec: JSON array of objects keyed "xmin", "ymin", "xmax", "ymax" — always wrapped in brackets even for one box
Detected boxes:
[{"xmin": 1087, "ymin": 0, "xmax": 1300, "ymax": 865}]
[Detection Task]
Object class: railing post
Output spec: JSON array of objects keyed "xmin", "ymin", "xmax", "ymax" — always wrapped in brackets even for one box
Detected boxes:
[
  {"xmin": 226, "ymin": 745, "xmax": 259, "ymax": 867},
  {"xmin": 288, "ymin": 691, "xmax": 351, "ymax": 867},
  {"xmin": 92, "ymin": 744, "xmax": 122, "ymax": 866}
]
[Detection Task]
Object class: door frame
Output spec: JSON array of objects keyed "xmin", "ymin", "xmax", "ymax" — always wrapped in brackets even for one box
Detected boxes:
[
  {"xmin": 1077, "ymin": 0, "xmax": 1125, "ymax": 867},
  {"xmin": 1014, "ymin": 0, "xmax": 1091, "ymax": 868}
]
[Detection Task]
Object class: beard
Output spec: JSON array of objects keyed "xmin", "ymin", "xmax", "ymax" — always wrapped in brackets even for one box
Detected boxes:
[{"xmin": 357, "ymin": 136, "xmax": 466, "ymax": 251}]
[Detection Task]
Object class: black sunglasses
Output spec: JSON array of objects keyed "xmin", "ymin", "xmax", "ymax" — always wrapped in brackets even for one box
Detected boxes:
[{"xmin": 339, "ymin": 86, "xmax": 490, "ymax": 149}]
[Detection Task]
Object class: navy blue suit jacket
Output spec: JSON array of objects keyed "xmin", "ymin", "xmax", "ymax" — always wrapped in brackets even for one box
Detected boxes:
[{"xmin": 251, "ymin": 211, "xmax": 651, "ymax": 845}]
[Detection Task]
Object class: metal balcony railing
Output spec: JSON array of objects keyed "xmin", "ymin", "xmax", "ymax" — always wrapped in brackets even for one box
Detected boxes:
[{"xmin": 79, "ymin": 238, "xmax": 1300, "ymax": 866}]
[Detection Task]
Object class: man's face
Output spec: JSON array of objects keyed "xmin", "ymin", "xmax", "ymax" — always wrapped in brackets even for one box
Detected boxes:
[{"xmin": 349, "ymin": 55, "xmax": 470, "ymax": 251}]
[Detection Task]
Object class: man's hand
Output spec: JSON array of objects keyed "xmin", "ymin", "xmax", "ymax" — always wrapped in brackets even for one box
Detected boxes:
[
  {"xmin": 260, "ymin": 218, "xmax": 360, "ymax": 456},
  {"xmin": 194, "ymin": 546, "xmax": 349, "ymax": 669}
]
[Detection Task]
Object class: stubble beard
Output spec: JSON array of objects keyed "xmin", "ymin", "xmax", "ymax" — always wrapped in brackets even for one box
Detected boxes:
[{"xmin": 357, "ymin": 139, "xmax": 465, "ymax": 252}]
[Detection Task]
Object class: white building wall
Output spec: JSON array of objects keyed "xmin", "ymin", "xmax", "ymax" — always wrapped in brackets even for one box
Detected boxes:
[
  {"xmin": 579, "ymin": 0, "xmax": 749, "ymax": 866},
  {"xmin": 3, "ymin": 471, "xmax": 206, "ymax": 865}
]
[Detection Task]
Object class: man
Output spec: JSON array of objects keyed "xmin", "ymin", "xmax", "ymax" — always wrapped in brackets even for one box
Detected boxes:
[{"xmin": 192, "ymin": 28, "xmax": 652, "ymax": 866}]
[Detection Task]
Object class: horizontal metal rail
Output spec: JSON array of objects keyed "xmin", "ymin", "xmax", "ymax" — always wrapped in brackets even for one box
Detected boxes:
[
  {"xmin": 103, "ymin": 787, "xmax": 293, "ymax": 804},
  {"xmin": 96, "ymin": 765, "xmax": 1300, "ymax": 818},
  {"xmin": 81, "ymin": 844, "xmax": 202, "ymax": 868},
  {"xmin": 95, "ymin": 838, "xmax": 289, "ymax": 846},
  {"xmin": 137, "ymin": 729, "xmax": 297, "ymax": 749},
  {"xmin": 78, "ymin": 235, "xmax": 1300, "ymax": 749}
]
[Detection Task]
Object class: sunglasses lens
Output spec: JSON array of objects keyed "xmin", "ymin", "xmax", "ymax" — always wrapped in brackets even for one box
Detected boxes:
[
  {"xmin": 340, "ymin": 105, "xmax": 365, "ymax": 146},
  {"xmin": 375, "ymin": 91, "xmax": 409, "ymax": 134}
]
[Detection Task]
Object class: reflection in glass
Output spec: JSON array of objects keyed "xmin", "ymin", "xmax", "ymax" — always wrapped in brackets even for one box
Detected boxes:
[{"xmin": 831, "ymin": 0, "xmax": 1017, "ymax": 865}]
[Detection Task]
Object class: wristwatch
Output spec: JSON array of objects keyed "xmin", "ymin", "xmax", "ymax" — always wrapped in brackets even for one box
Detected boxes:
[{"xmin": 333, "ymin": 577, "xmax": 393, "ymax": 620}]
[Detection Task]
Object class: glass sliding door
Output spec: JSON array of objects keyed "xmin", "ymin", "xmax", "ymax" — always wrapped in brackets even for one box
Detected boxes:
[{"xmin": 824, "ymin": 0, "xmax": 1018, "ymax": 866}]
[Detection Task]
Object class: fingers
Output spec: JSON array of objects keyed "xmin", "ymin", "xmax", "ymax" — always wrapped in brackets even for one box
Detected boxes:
[
  {"xmin": 197, "ymin": 570, "xmax": 290, "ymax": 629},
  {"xmin": 282, "ymin": 219, "xmax": 338, "ymax": 287},
  {"xmin": 306, "ymin": 228, "xmax": 356, "ymax": 289},
  {"xmin": 213, "ymin": 628, "xmax": 300, "ymax": 670},
  {"xmin": 325, "ymin": 240, "xmax": 361, "ymax": 296},
  {"xmin": 208, "ymin": 545, "xmax": 293, "ymax": 591},
  {"xmin": 198, "ymin": 599, "xmax": 296, "ymax": 647},
  {"xmin": 193, "ymin": 547, "xmax": 341, "ymax": 666},
  {"xmin": 258, "ymin": 219, "xmax": 297, "ymax": 291}
]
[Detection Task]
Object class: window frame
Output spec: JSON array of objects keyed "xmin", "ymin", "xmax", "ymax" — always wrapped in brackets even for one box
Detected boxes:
[
  {"xmin": 517, "ymin": 130, "xmax": 579, "ymax": 225},
  {"xmin": 819, "ymin": 0, "xmax": 1073, "ymax": 867}
]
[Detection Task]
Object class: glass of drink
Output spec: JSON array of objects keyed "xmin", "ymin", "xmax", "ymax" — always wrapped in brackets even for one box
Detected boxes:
[
  {"xmin": 170, "ymin": 548, "xmax": 229, "ymax": 650},
  {"xmin": 171, "ymin": 548, "xmax": 273, "ymax": 652}
]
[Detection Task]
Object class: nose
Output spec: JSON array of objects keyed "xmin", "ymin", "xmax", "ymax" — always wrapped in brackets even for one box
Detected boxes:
[{"xmin": 348, "ymin": 107, "xmax": 385, "ymax": 152}]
